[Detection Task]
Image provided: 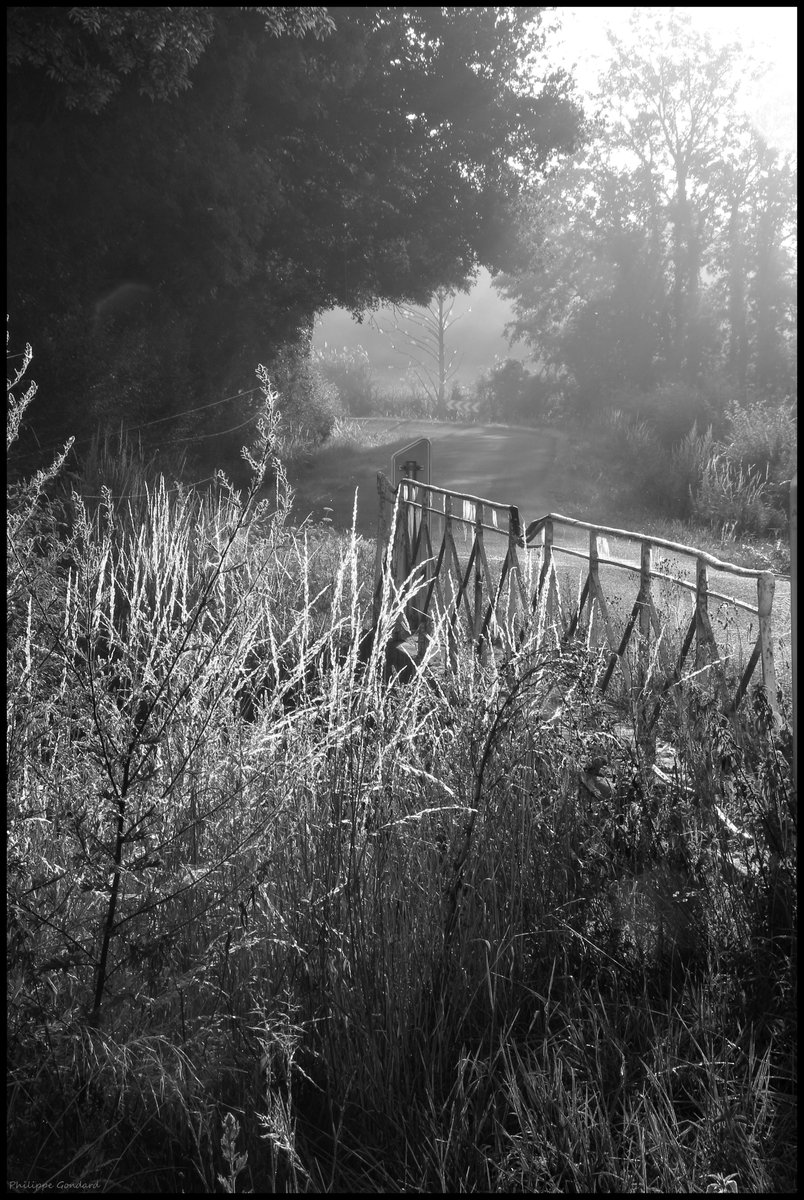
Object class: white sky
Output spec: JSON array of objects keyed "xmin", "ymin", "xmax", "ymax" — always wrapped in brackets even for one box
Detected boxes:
[{"xmin": 545, "ymin": 6, "xmax": 797, "ymax": 153}]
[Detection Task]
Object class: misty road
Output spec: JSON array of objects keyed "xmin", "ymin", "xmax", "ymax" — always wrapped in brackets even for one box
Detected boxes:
[{"xmin": 361, "ymin": 418, "xmax": 572, "ymax": 520}]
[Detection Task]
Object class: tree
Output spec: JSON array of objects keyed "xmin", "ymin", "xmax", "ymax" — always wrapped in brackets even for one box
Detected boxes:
[
  {"xmin": 601, "ymin": 11, "xmax": 748, "ymax": 383},
  {"xmin": 498, "ymin": 150, "xmax": 668, "ymax": 411},
  {"xmin": 372, "ymin": 288, "xmax": 466, "ymax": 418},
  {"xmin": 711, "ymin": 129, "xmax": 797, "ymax": 401},
  {"xmin": 474, "ymin": 358, "xmax": 552, "ymax": 423},
  {"xmin": 497, "ymin": 10, "xmax": 796, "ymax": 420},
  {"xmin": 6, "ymin": 7, "xmax": 333, "ymax": 112},
  {"xmin": 7, "ymin": 7, "xmax": 583, "ymax": 467}
]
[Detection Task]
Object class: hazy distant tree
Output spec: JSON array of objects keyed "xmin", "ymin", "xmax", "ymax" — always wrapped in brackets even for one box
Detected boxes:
[
  {"xmin": 498, "ymin": 9, "xmax": 795, "ymax": 420},
  {"xmin": 711, "ymin": 129, "xmax": 797, "ymax": 401},
  {"xmin": 601, "ymin": 10, "xmax": 750, "ymax": 382},
  {"xmin": 498, "ymin": 150, "xmax": 667, "ymax": 411},
  {"xmin": 747, "ymin": 151, "xmax": 797, "ymax": 397},
  {"xmin": 372, "ymin": 288, "xmax": 466, "ymax": 419},
  {"xmin": 475, "ymin": 358, "xmax": 551, "ymax": 423}
]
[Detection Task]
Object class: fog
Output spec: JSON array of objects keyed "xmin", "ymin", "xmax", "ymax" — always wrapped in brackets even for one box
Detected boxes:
[{"xmin": 313, "ymin": 268, "xmax": 530, "ymax": 390}]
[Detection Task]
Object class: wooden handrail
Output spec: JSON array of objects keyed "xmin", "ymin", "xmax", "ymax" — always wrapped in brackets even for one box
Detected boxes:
[
  {"xmin": 526, "ymin": 512, "xmax": 774, "ymax": 579},
  {"xmin": 398, "ymin": 478, "xmax": 515, "ymax": 513}
]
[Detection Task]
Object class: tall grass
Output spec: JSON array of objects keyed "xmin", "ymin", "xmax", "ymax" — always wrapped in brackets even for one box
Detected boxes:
[{"xmin": 7, "ymin": 341, "xmax": 797, "ymax": 1192}]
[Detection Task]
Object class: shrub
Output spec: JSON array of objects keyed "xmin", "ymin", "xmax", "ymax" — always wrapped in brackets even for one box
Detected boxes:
[
  {"xmin": 669, "ymin": 423, "xmax": 717, "ymax": 517},
  {"xmin": 313, "ymin": 344, "xmax": 377, "ymax": 416},
  {"xmin": 598, "ymin": 383, "xmax": 795, "ymax": 534},
  {"xmin": 474, "ymin": 358, "xmax": 553, "ymax": 424},
  {"xmin": 689, "ymin": 397, "xmax": 796, "ymax": 537},
  {"xmin": 608, "ymin": 380, "xmax": 729, "ymax": 450},
  {"xmin": 720, "ymin": 395, "xmax": 796, "ymax": 486},
  {"xmin": 692, "ymin": 455, "xmax": 778, "ymax": 539},
  {"xmin": 268, "ymin": 340, "xmax": 342, "ymax": 445},
  {"xmin": 603, "ymin": 410, "xmax": 679, "ymax": 513}
]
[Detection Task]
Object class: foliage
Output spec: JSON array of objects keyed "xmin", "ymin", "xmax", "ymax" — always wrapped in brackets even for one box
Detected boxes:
[
  {"xmin": 497, "ymin": 11, "xmax": 796, "ymax": 417},
  {"xmin": 7, "ymin": 336, "xmax": 795, "ymax": 1192},
  {"xmin": 6, "ymin": 9, "xmax": 335, "ymax": 113},
  {"xmin": 474, "ymin": 357, "xmax": 556, "ymax": 424},
  {"xmin": 314, "ymin": 344, "xmax": 377, "ymax": 417},
  {"xmin": 689, "ymin": 396, "xmax": 796, "ymax": 538},
  {"xmin": 7, "ymin": 6, "xmax": 583, "ymax": 467},
  {"xmin": 265, "ymin": 339, "xmax": 342, "ymax": 448},
  {"xmin": 692, "ymin": 455, "xmax": 778, "ymax": 540},
  {"xmin": 720, "ymin": 395, "xmax": 797, "ymax": 486},
  {"xmin": 6, "ymin": 6, "xmax": 217, "ymax": 113},
  {"xmin": 589, "ymin": 385, "xmax": 795, "ymax": 535}
]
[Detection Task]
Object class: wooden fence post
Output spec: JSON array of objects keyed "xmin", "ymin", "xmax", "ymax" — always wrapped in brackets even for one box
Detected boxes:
[
  {"xmin": 444, "ymin": 493, "xmax": 458, "ymax": 674},
  {"xmin": 639, "ymin": 540, "xmax": 652, "ymax": 684},
  {"xmin": 390, "ymin": 479, "xmax": 409, "ymax": 637},
  {"xmin": 588, "ymin": 529, "xmax": 599, "ymax": 645},
  {"xmin": 506, "ymin": 505, "xmax": 525, "ymax": 637},
  {"xmin": 757, "ymin": 571, "xmax": 779, "ymax": 717},
  {"xmin": 695, "ymin": 556, "xmax": 709, "ymax": 670},
  {"xmin": 417, "ymin": 485, "xmax": 432, "ymax": 659},
  {"xmin": 474, "ymin": 502, "xmax": 486, "ymax": 661},
  {"xmin": 374, "ymin": 472, "xmax": 392, "ymax": 627},
  {"xmin": 538, "ymin": 516, "xmax": 556, "ymax": 629}
]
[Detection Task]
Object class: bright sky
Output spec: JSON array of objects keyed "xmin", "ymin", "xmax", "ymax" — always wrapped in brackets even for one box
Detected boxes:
[{"xmin": 545, "ymin": 6, "xmax": 797, "ymax": 153}]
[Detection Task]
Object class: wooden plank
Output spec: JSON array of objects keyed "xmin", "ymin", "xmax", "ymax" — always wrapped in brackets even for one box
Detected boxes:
[
  {"xmin": 600, "ymin": 593, "xmax": 639, "ymax": 694},
  {"xmin": 506, "ymin": 505, "xmax": 529, "ymax": 623},
  {"xmin": 566, "ymin": 576, "xmax": 591, "ymax": 639},
  {"xmin": 757, "ymin": 571, "xmax": 779, "ymax": 715},
  {"xmin": 473, "ymin": 501, "xmax": 505, "ymax": 652},
  {"xmin": 589, "ymin": 572, "xmax": 619, "ymax": 662},
  {"xmin": 732, "ymin": 636, "xmax": 762, "ymax": 712},
  {"xmin": 473, "ymin": 503, "xmax": 485, "ymax": 653},
  {"xmin": 694, "ymin": 556, "xmax": 731, "ymax": 708},
  {"xmin": 638, "ymin": 540, "xmax": 652, "ymax": 686},
  {"xmin": 373, "ymin": 472, "xmax": 393, "ymax": 626}
]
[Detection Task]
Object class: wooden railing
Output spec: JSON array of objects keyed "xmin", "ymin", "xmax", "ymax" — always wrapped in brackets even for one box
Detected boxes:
[
  {"xmin": 374, "ymin": 472, "xmax": 782, "ymax": 724},
  {"xmin": 375, "ymin": 472, "xmax": 529, "ymax": 670},
  {"xmin": 525, "ymin": 512, "xmax": 780, "ymax": 728}
]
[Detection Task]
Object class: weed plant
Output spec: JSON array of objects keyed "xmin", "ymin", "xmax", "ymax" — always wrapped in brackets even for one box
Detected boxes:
[{"xmin": 7, "ymin": 338, "xmax": 797, "ymax": 1192}]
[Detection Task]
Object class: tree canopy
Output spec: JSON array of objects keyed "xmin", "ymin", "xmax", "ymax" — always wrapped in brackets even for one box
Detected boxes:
[
  {"xmin": 496, "ymin": 10, "xmax": 796, "ymax": 419},
  {"xmin": 7, "ymin": 6, "xmax": 583, "ymax": 466}
]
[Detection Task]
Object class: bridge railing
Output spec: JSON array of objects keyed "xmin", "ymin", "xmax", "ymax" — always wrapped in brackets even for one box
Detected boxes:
[
  {"xmin": 526, "ymin": 512, "xmax": 781, "ymax": 726},
  {"xmin": 375, "ymin": 472, "xmax": 529, "ymax": 668},
  {"xmin": 375, "ymin": 473, "xmax": 783, "ymax": 725}
]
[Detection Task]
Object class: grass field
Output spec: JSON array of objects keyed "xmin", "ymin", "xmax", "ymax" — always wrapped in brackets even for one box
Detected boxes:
[{"xmin": 8, "ymin": 394, "xmax": 797, "ymax": 1193}]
